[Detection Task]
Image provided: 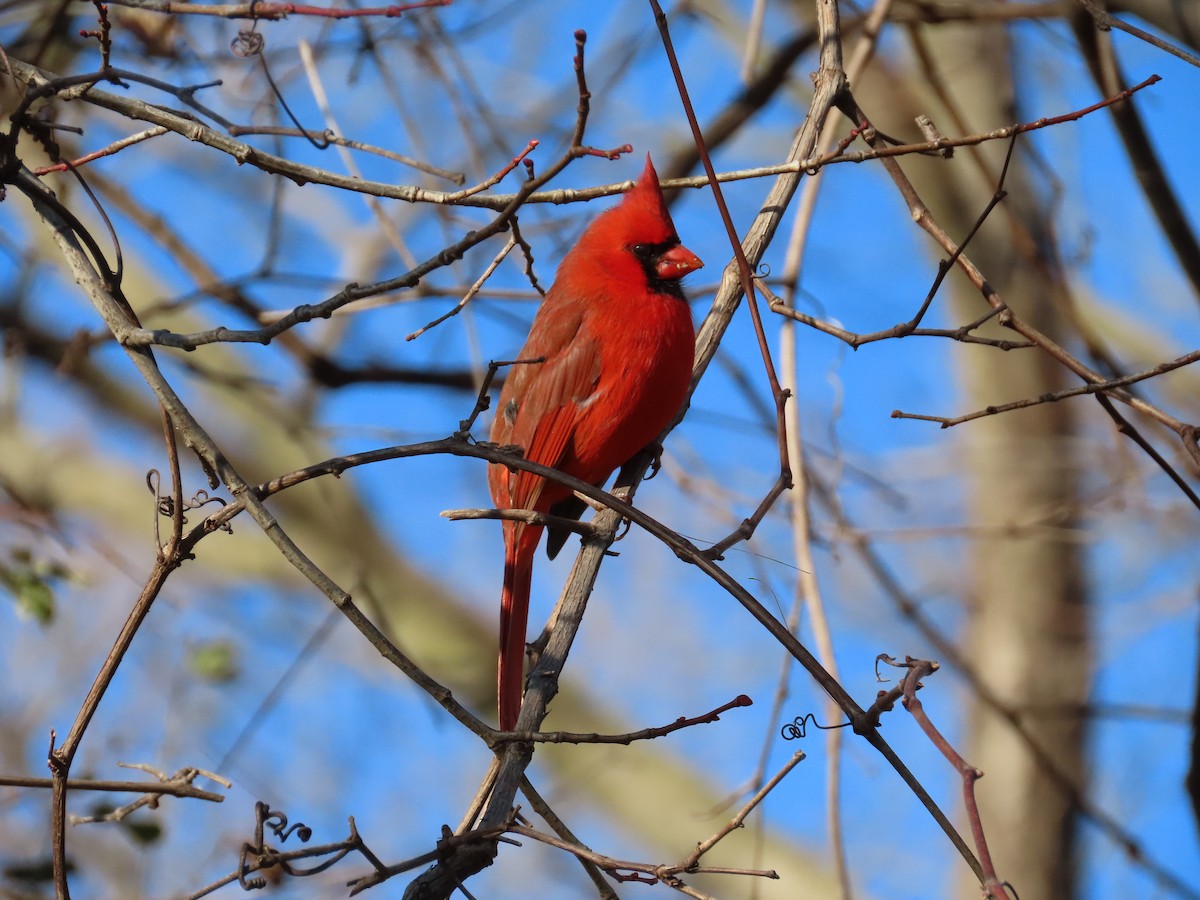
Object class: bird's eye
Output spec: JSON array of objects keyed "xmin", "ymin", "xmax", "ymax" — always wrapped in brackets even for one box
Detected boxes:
[
  {"xmin": 632, "ymin": 242, "xmax": 667, "ymax": 263},
  {"xmin": 631, "ymin": 240, "xmax": 677, "ymax": 262}
]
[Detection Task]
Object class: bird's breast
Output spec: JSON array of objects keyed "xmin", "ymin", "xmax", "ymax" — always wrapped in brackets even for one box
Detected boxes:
[{"xmin": 565, "ymin": 294, "xmax": 694, "ymax": 483}]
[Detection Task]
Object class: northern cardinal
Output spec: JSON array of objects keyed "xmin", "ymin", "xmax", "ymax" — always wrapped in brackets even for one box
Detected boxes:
[{"xmin": 488, "ymin": 155, "xmax": 702, "ymax": 730}]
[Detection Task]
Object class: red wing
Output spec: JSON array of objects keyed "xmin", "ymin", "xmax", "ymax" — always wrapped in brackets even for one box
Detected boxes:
[{"xmin": 489, "ymin": 296, "xmax": 603, "ymax": 513}]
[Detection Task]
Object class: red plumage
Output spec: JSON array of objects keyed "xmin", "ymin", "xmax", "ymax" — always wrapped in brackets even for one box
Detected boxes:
[{"xmin": 488, "ymin": 155, "xmax": 702, "ymax": 730}]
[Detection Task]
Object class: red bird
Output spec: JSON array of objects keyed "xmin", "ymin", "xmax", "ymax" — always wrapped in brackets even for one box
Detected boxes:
[{"xmin": 487, "ymin": 155, "xmax": 702, "ymax": 731}]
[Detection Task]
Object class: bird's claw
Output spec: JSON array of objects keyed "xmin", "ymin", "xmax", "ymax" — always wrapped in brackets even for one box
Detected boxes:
[{"xmin": 645, "ymin": 446, "xmax": 664, "ymax": 481}]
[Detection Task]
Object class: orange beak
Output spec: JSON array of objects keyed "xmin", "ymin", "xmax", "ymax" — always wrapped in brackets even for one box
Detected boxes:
[{"xmin": 655, "ymin": 244, "xmax": 704, "ymax": 281}]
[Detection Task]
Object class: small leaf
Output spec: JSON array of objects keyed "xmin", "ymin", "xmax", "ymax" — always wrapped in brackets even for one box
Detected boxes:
[
  {"xmin": 4, "ymin": 855, "xmax": 73, "ymax": 882},
  {"xmin": 0, "ymin": 552, "xmax": 60, "ymax": 625},
  {"xmin": 123, "ymin": 818, "xmax": 164, "ymax": 845},
  {"xmin": 189, "ymin": 640, "xmax": 239, "ymax": 682}
]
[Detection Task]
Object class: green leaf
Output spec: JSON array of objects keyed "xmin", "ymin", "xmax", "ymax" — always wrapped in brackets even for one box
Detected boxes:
[
  {"xmin": 0, "ymin": 550, "xmax": 62, "ymax": 625},
  {"xmin": 189, "ymin": 640, "xmax": 239, "ymax": 682},
  {"xmin": 123, "ymin": 818, "xmax": 164, "ymax": 846}
]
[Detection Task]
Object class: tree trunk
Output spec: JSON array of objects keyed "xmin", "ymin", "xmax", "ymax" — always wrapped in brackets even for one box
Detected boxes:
[{"xmin": 863, "ymin": 16, "xmax": 1091, "ymax": 899}]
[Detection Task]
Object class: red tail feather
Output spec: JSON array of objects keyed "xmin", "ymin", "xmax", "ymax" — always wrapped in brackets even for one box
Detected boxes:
[{"xmin": 498, "ymin": 523, "xmax": 541, "ymax": 731}]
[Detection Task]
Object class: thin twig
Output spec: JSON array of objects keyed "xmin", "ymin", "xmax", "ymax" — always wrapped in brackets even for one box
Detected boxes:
[
  {"xmin": 1076, "ymin": 0, "xmax": 1200, "ymax": 69},
  {"xmin": 102, "ymin": 0, "xmax": 451, "ymax": 20},
  {"xmin": 32, "ymin": 126, "xmax": 169, "ymax": 174},
  {"xmin": 297, "ymin": 39, "xmax": 416, "ymax": 268},
  {"xmin": 0, "ymin": 771, "xmax": 225, "ymax": 801},
  {"xmin": 519, "ymin": 778, "xmax": 619, "ymax": 900},
  {"xmin": 681, "ymin": 750, "xmax": 806, "ymax": 869},
  {"xmin": 492, "ymin": 696, "xmax": 753, "ymax": 745},
  {"xmin": 650, "ymin": 0, "xmax": 794, "ymax": 562},
  {"xmin": 891, "ymin": 348, "xmax": 1200, "ymax": 427},
  {"xmin": 890, "ymin": 658, "xmax": 1012, "ymax": 900},
  {"xmin": 507, "ymin": 823, "xmax": 777, "ymax": 897},
  {"xmin": 407, "ymin": 234, "xmax": 518, "ymax": 341}
]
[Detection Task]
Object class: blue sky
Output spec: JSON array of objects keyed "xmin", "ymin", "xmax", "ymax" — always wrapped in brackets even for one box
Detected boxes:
[{"xmin": 2, "ymin": 2, "xmax": 1199, "ymax": 898}]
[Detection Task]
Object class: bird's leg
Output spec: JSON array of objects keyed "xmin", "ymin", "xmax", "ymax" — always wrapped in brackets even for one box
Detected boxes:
[
  {"xmin": 647, "ymin": 447, "xmax": 664, "ymax": 480},
  {"xmin": 610, "ymin": 516, "xmax": 633, "ymax": 547}
]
